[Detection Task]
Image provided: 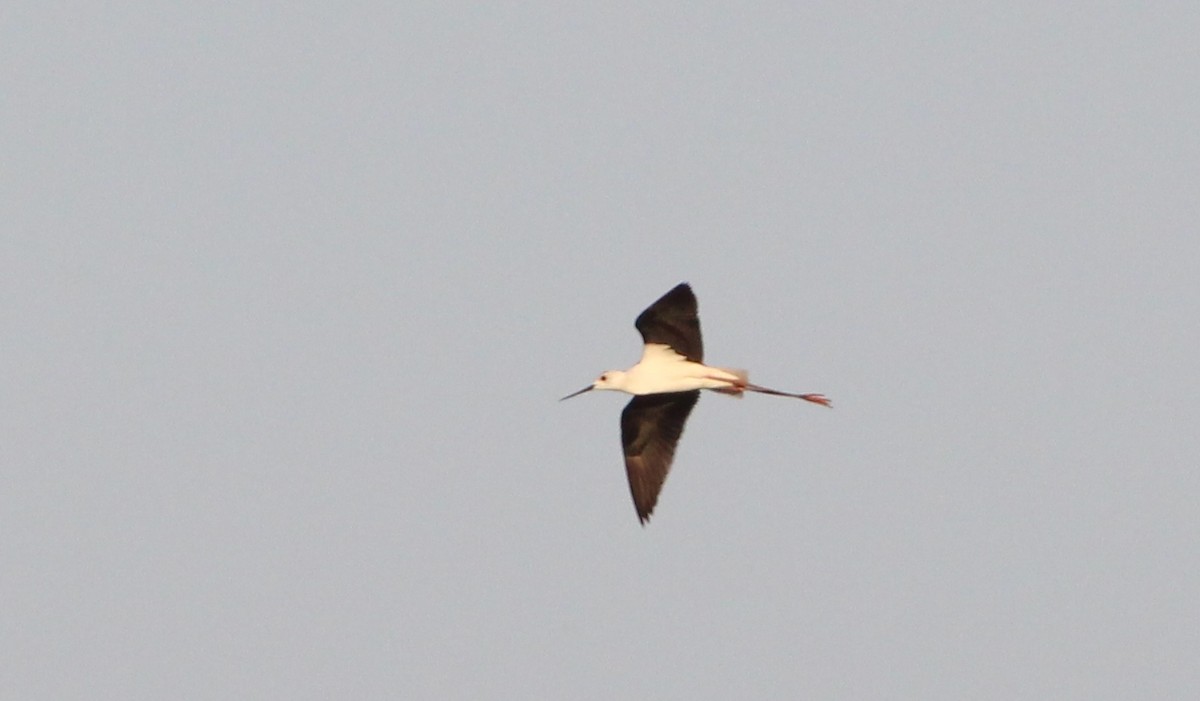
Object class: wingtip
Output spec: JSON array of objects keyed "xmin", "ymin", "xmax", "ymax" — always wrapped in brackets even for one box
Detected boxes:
[{"xmin": 664, "ymin": 281, "xmax": 694, "ymax": 298}]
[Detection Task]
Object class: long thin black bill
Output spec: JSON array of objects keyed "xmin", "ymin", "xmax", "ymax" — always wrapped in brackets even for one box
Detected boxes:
[{"xmin": 559, "ymin": 386, "xmax": 594, "ymax": 401}]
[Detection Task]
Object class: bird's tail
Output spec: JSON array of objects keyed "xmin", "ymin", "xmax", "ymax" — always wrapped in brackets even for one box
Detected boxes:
[{"xmin": 711, "ymin": 368, "xmax": 749, "ymax": 398}]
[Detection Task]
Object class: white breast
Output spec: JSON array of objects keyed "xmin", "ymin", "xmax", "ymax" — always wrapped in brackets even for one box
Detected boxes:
[{"xmin": 623, "ymin": 344, "xmax": 741, "ymax": 395}]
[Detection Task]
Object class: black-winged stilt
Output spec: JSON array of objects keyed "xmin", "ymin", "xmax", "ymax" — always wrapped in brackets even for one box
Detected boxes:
[{"xmin": 561, "ymin": 283, "xmax": 830, "ymax": 524}]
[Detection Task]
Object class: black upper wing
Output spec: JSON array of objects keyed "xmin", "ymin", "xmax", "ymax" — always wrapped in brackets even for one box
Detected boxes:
[{"xmin": 634, "ymin": 283, "xmax": 703, "ymax": 363}]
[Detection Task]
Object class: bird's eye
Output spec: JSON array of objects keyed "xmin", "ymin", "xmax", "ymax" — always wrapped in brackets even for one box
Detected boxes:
[{"xmin": 599, "ymin": 374, "xmax": 608, "ymax": 381}]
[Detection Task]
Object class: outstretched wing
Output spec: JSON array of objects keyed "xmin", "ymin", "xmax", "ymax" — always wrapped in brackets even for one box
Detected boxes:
[
  {"xmin": 634, "ymin": 283, "xmax": 703, "ymax": 363},
  {"xmin": 620, "ymin": 391, "xmax": 701, "ymax": 524}
]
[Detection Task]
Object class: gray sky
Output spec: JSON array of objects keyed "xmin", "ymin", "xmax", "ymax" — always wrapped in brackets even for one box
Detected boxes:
[{"xmin": 5, "ymin": 3, "xmax": 1199, "ymax": 699}]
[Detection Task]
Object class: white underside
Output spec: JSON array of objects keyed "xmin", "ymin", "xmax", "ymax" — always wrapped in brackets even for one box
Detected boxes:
[{"xmin": 620, "ymin": 344, "xmax": 745, "ymax": 395}]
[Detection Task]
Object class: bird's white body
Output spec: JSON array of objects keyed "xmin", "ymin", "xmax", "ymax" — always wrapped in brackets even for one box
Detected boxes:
[{"xmin": 595, "ymin": 344, "xmax": 746, "ymax": 396}]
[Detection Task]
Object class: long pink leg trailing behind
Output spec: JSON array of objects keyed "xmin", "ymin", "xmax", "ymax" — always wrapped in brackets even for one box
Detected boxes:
[
  {"xmin": 745, "ymin": 383, "xmax": 832, "ymax": 407},
  {"xmin": 705, "ymin": 375, "xmax": 832, "ymax": 407}
]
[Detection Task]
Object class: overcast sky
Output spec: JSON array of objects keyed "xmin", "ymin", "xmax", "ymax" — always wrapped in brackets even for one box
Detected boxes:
[{"xmin": 5, "ymin": 3, "xmax": 1199, "ymax": 699}]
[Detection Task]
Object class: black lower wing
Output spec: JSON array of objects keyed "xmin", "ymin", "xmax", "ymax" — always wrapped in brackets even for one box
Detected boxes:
[{"xmin": 620, "ymin": 391, "xmax": 701, "ymax": 524}]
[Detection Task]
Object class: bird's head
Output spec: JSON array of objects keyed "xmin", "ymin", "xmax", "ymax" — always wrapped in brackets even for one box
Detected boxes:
[{"xmin": 559, "ymin": 370, "xmax": 627, "ymax": 400}]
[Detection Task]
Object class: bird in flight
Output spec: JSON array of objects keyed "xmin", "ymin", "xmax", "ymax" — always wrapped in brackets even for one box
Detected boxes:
[{"xmin": 561, "ymin": 283, "xmax": 830, "ymax": 524}]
